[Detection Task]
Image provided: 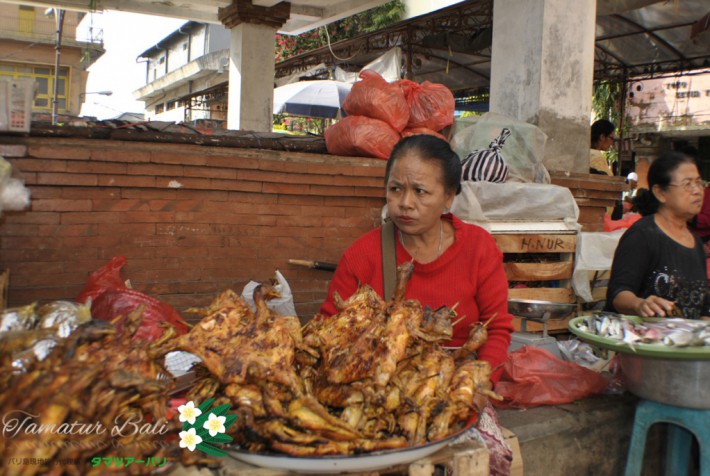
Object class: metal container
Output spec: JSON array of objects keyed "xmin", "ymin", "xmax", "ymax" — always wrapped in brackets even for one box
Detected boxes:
[
  {"xmin": 618, "ymin": 354, "xmax": 710, "ymax": 410},
  {"xmin": 507, "ymin": 299, "xmax": 577, "ymax": 322}
]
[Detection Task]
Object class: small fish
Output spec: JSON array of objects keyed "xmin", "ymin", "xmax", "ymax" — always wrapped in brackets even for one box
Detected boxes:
[
  {"xmin": 599, "ymin": 317, "xmax": 611, "ymax": 336},
  {"xmin": 622, "ymin": 320, "xmax": 641, "ymax": 351},
  {"xmin": 609, "ymin": 319, "xmax": 624, "ymax": 339},
  {"xmin": 663, "ymin": 330, "xmax": 694, "ymax": 347},
  {"xmin": 640, "ymin": 328, "xmax": 662, "ymax": 343}
]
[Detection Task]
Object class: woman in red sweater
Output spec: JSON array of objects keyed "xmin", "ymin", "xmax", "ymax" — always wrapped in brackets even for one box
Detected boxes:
[
  {"xmin": 320, "ymin": 135, "xmax": 514, "ymax": 381},
  {"xmin": 320, "ymin": 135, "xmax": 514, "ymax": 475}
]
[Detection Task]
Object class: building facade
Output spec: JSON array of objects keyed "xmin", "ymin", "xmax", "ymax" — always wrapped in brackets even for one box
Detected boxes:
[
  {"xmin": 0, "ymin": 4, "xmax": 103, "ymax": 117},
  {"xmin": 625, "ymin": 70, "xmax": 710, "ymax": 183},
  {"xmin": 134, "ymin": 21, "xmax": 231, "ymax": 124}
]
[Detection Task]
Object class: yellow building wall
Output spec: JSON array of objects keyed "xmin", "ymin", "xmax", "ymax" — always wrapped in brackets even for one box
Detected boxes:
[{"xmin": 0, "ymin": 5, "xmax": 88, "ymax": 116}]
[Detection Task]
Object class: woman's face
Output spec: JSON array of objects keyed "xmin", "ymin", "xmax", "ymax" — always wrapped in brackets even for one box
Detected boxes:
[
  {"xmin": 386, "ymin": 152, "xmax": 455, "ymax": 236},
  {"xmin": 655, "ymin": 162, "xmax": 704, "ymax": 219},
  {"xmin": 599, "ymin": 133, "xmax": 616, "ymax": 152}
]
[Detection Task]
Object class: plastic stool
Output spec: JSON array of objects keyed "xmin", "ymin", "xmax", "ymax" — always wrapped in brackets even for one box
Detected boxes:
[{"xmin": 625, "ymin": 399, "xmax": 710, "ymax": 476}]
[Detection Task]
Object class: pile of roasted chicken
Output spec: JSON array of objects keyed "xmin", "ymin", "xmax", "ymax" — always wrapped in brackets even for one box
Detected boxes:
[
  {"xmin": 180, "ymin": 262, "xmax": 501, "ymax": 456},
  {"xmin": 0, "ymin": 306, "xmax": 178, "ymax": 476},
  {"xmin": 0, "ymin": 261, "xmax": 500, "ymax": 473}
]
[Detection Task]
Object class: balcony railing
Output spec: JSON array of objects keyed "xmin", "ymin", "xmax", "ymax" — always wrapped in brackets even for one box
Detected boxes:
[{"xmin": 0, "ymin": 13, "xmax": 103, "ymax": 48}]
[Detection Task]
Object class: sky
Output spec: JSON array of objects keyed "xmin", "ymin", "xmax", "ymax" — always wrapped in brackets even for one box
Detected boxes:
[{"xmin": 78, "ymin": 11, "xmax": 185, "ymax": 120}]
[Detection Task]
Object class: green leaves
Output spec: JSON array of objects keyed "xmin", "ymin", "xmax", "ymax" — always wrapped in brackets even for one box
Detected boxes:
[
  {"xmin": 196, "ymin": 442, "xmax": 228, "ymax": 457},
  {"xmin": 275, "ymin": 1, "xmax": 404, "ymax": 61}
]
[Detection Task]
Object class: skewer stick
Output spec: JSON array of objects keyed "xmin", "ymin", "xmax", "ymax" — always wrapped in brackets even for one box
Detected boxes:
[
  {"xmin": 451, "ymin": 315, "xmax": 467, "ymax": 327},
  {"xmin": 483, "ymin": 313, "xmax": 497, "ymax": 328}
]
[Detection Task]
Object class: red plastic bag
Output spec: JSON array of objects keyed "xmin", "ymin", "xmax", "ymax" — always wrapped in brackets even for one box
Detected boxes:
[
  {"xmin": 76, "ymin": 255, "xmax": 128, "ymax": 304},
  {"xmin": 493, "ymin": 347, "xmax": 608, "ymax": 409},
  {"xmin": 398, "ymin": 79, "xmax": 455, "ymax": 131},
  {"xmin": 401, "ymin": 127, "xmax": 447, "ymax": 141},
  {"xmin": 343, "ymin": 70, "xmax": 410, "ymax": 132},
  {"xmin": 77, "ymin": 256, "xmax": 188, "ymax": 341},
  {"xmin": 91, "ymin": 288, "xmax": 188, "ymax": 341},
  {"xmin": 325, "ymin": 115, "xmax": 401, "ymax": 160}
]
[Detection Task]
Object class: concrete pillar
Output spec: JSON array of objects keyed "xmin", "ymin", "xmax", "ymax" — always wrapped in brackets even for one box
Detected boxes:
[
  {"xmin": 489, "ymin": 0, "xmax": 596, "ymax": 173},
  {"xmin": 218, "ymin": 0, "xmax": 290, "ymax": 131},
  {"xmin": 227, "ymin": 22, "xmax": 277, "ymax": 131}
]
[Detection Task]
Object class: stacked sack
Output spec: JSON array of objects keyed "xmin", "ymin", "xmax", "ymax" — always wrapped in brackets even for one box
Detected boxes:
[
  {"xmin": 325, "ymin": 70, "xmax": 454, "ymax": 160},
  {"xmin": 0, "ymin": 156, "xmax": 30, "ymax": 216}
]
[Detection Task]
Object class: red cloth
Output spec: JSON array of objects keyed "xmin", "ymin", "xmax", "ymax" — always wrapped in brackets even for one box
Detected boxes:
[
  {"xmin": 603, "ymin": 212, "xmax": 641, "ymax": 232},
  {"xmin": 320, "ymin": 214, "xmax": 514, "ymax": 383}
]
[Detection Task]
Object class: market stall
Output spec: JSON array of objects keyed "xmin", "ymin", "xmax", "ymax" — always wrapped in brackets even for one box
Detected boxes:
[{"xmin": 0, "ymin": 125, "xmax": 630, "ymax": 476}]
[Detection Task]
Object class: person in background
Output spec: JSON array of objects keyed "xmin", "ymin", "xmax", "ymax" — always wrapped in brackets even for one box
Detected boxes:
[
  {"xmin": 693, "ymin": 187, "xmax": 710, "ymax": 245},
  {"xmin": 606, "ymin": 151, "xmax": 709, "ymax": 319},
  {"xmin": 622, "ymin": 171, "xmax": 638, "ymax": 214},
  {"xmin": 681, "ymin": 145, "xmax": 710, "ymax": 267},
  {"xmin": 320, "ymin": 135, "xmax": 514, "ymax": 475},
  {"xmin": 680, "ymin": 146, "xmax": 708, "ymax": 236},
  {"xmin": 589, "ymin": 119, "xmax": 616, "ymax": 176}
]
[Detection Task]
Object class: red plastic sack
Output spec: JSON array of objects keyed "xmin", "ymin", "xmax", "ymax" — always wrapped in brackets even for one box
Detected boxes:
[
  {"xmin": 325, "ymin": 115, "xmax": 401, "ymax": 160},
  {"xmin": 397, "ymin": 79, "xmax": 455, "ymax": 131},
  {"xmin": 77, "ymin": 256, "xmax": 188, "ymax": 341},
  {"xmin": 493, "ymin": 347, "xmax": 608, "ymax": 409},
  {"xmin": 401, "ymin": 127, "xmax": 447, "ymax": 141},
  {"xmin": 91, "ymin": 288, "xmax": 188, "ymax": 341},
  {"xmin": 343, "ymin": 70, "xmax": 409, "ymax": 132},
  {"xmin": 76, "ymin": 255, "xmax": 128, "ymax": 304}
]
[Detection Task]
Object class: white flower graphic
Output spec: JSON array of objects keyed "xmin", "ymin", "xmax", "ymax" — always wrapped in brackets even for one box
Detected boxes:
[
  {"xmin": 179, "ymin": 427, "xmax": 203, "ymax": 452},
  {"xmin": 178, "ymin": 401, "xmax": 202, "ymax": 425},
  {"xmin": 204, "ymin": 413, "xmax": 227, "ymax": 437}
]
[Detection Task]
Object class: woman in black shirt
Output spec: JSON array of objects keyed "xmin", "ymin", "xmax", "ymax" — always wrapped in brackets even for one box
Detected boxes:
[{"xmin": 606, "ymin": 151, "xmax": 709, "ymax": 319}]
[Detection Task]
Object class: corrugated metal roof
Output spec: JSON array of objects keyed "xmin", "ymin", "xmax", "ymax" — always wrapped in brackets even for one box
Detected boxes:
[{"xmin": 275, "ymin": 0, "xmax": 710, "ymax": 91}]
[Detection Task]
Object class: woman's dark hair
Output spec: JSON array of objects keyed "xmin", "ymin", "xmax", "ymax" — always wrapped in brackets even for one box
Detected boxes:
[
  {"xmin": 632, "ymin": 151, "xmax": 698, "ymax": 216},
  {"xmin": 385, "ymin": 135, "xmax": 462, "ymax": 195},
  {"xmin": 590, "ymin": 119, "xmax": 615, "ymax": 147}
]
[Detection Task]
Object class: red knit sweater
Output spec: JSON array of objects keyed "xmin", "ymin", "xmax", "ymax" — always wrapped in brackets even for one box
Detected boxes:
[{"xmin": 320, "ymin": 214, "xmax": 513, "ymax": 382}]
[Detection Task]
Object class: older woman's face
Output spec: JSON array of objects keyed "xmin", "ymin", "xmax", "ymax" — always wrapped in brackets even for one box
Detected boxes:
[
  {"xmin": 386, "ymin": 152, "xmax": 455, "ymax": 236},
  {"xmin": 655, "ymin": 162, "xmax": 704, "ymax": 219}
]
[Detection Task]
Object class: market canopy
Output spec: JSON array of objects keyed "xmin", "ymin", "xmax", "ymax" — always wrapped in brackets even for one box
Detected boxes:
[
  {"xmin": 0, "ymin": 0, "xmax": 393, "ymax": 35},
  {"xmin": 275, "ymin": 0, "xmax": 710, "ymax": 92}
]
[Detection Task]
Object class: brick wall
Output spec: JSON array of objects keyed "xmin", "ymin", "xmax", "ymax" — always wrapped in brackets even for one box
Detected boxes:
[
  {"xmin": 0, "ymin": 136, "xmax": 619, "ymax": 317},
  {"xmin": 0, "ymin": 138, "xmax": 386, "ymax": 317}
]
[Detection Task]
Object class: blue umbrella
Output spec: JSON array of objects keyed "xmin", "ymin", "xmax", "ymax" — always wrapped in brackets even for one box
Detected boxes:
[{"xmin": 273, "ymin": 80, "xmax": 352, "ymax": 119}]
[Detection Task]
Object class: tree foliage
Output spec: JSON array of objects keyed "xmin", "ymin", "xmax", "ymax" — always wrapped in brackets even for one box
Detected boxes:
[
  {"xmin": 592, "ymin": 80, "xmax": 625, "ymax": 165},
  {"xmin": 592, "ymin": 80, "xmax": 623, "ymax": 127},
  {"xmin": 275, "ymin": 1, "xmax": 404, "ymax": 62}
]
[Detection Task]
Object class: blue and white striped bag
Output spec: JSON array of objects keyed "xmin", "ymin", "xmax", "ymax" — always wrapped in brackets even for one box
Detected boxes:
[{"xmin": 461, "ymin": 128, "xmax": 511, "ymax": 183}]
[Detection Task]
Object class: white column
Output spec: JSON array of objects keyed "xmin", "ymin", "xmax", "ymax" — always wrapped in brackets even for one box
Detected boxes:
[
  {"xmin": 489, "ymin": 0, "xmax": 597, "ymax": 173},
  {"xmin": 227, "ymin": 22, "xmax": 277, "ymax": 131}
]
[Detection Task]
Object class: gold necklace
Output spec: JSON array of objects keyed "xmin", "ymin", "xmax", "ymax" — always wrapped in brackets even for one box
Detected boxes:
[{"xmin": 399, "ymin": 221, "xmax": 444, "ymax": 261}]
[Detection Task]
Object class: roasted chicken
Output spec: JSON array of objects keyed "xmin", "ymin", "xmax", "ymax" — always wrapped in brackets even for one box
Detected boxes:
[
  {"xmin": 178, "ymin": 284, "xmax": 305, "ymax": 395},
  {"xmin": 182, "ymin": 262, "xmax": 503, "ymax": 456}
]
